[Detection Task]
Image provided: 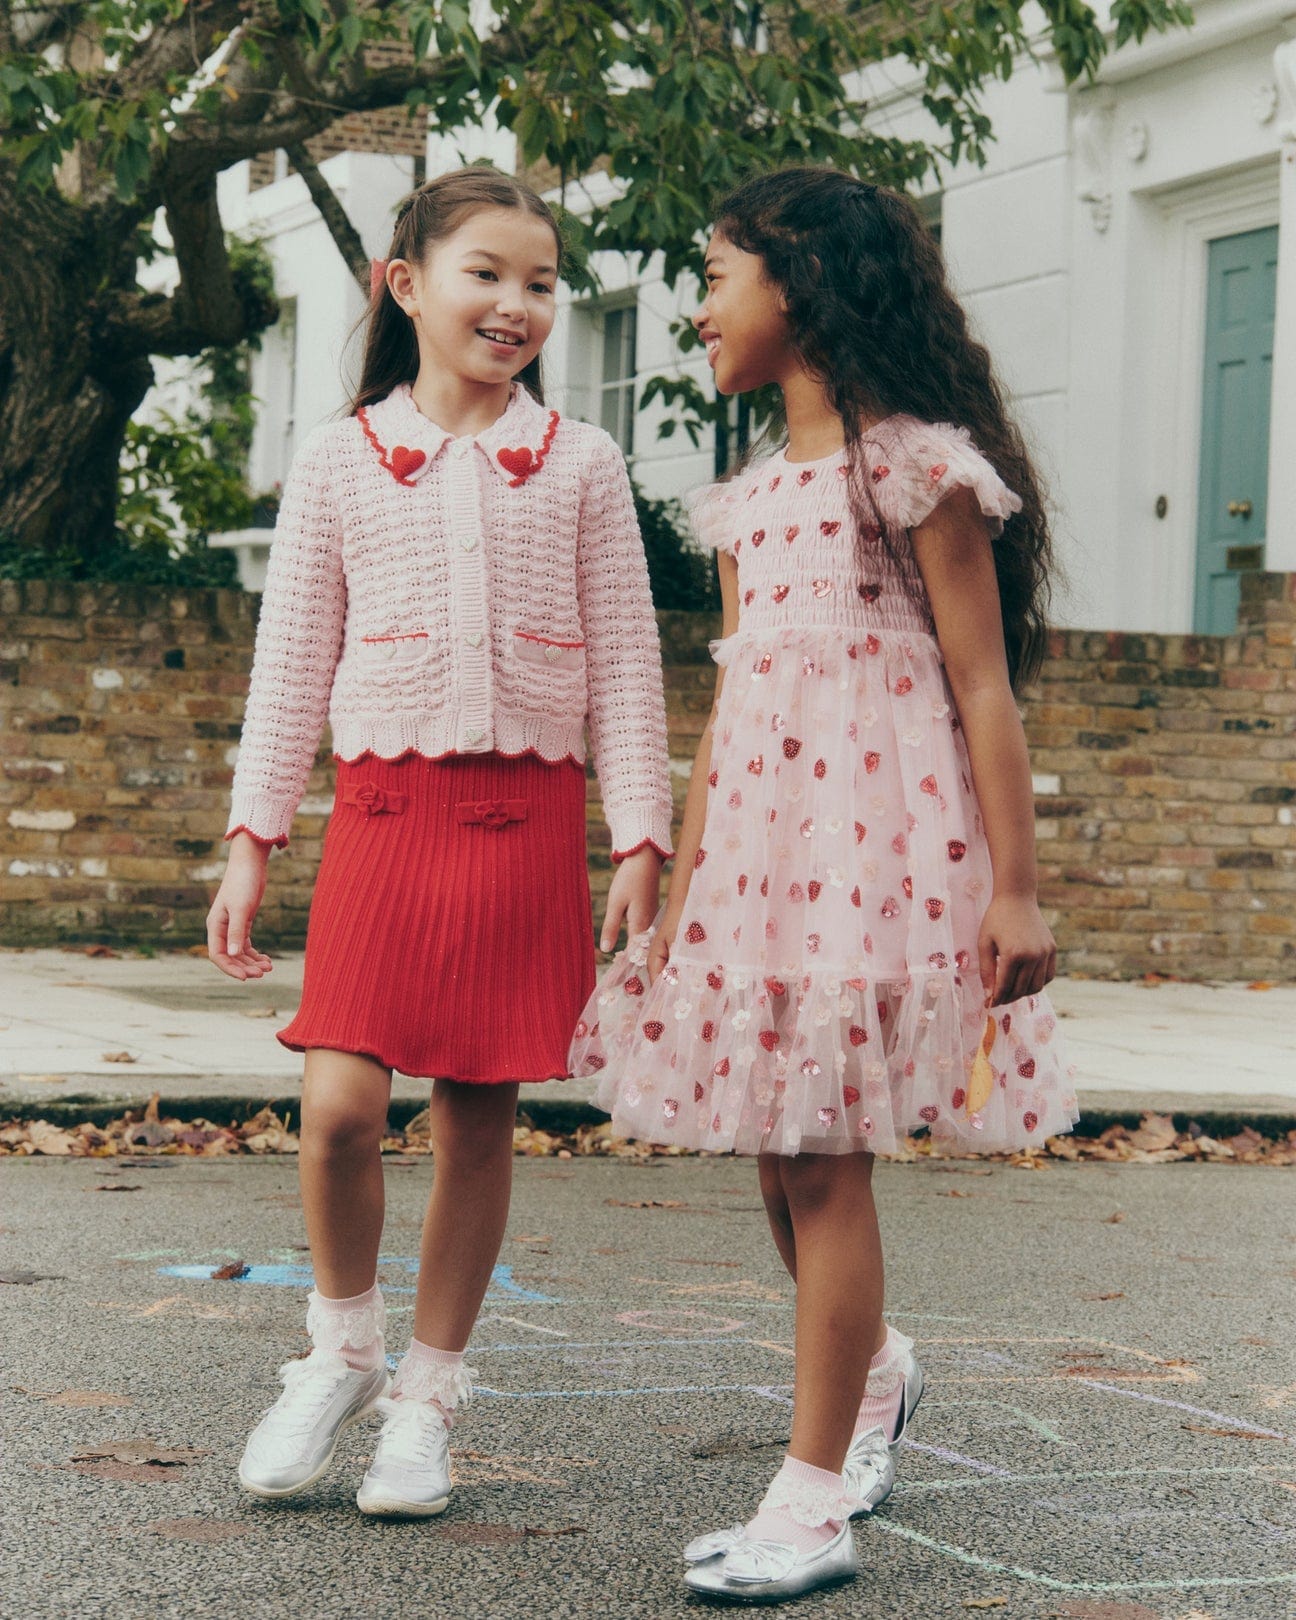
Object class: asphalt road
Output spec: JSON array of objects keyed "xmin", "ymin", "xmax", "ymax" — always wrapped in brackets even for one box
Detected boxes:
[{"xmin": 3, "ymin": 1154, "xmax": 1294, "ymax": 1620}]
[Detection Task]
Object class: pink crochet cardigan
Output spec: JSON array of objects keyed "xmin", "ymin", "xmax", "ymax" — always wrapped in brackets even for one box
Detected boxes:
[{"xmin": 226, "ymin": 383, "xmax": 674, "ymax": 859}]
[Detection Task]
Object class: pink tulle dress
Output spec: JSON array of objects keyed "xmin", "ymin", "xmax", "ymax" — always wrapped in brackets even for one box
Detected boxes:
[{"xmin": 570, "ymin": 416, "xmax": 1079, "ymax": 1157}]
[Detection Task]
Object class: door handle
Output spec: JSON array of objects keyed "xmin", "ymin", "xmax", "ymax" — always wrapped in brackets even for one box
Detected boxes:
[{"xmin": 1227, "ymin": 499, "xmax": 1253, "ymax": 519}]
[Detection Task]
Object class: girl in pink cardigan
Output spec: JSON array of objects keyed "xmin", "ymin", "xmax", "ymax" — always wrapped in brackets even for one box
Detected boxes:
[{"xmin": 206, "ymin": 167, "xmax": 672, "ymax": 1518}]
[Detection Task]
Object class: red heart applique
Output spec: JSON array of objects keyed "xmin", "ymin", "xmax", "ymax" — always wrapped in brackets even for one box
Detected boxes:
[
  {"xmin": 497, "ymin": 446, "xmax": 534, "ymax": 480},
  {"xmin": 390, "ymin": 445, "xmax": 426, "ymax": 481}
]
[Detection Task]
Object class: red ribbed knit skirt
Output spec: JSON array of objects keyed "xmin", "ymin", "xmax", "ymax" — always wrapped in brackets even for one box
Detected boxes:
[{"xmin": 278, "ymin": 752, "xmax": 594, "ymax": 1082}]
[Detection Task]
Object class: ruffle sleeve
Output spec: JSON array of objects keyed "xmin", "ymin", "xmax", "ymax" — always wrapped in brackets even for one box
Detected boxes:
[
  {"xmin": 685, "ymin": 480, "xmax": 743, "ymax": 555},
  {"xmin": 866, "ymin": 416, "xmax": 1022, "ymax": 537}
]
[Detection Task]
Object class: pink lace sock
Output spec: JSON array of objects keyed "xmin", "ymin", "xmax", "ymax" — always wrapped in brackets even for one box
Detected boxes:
[
  {"xmin": 853, "ymin": 1325, "xmax": 914, "ymax": 1441},
  {"xmin": 305, "ymin": 1283, "xmax": 386, "ymax": 1372},
  {"xmin": 391, "ymin": 1339, "xmax": 475, "ymax": 1424},
  {"xmin": 744, "ymin": 1456, "xmax": 849, "ymax": 1553}
]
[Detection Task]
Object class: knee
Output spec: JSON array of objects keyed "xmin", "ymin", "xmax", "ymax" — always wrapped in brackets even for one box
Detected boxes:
[
  {"xmin": 430, "ymin": 1084, "xmax": 516, "ymax": 1172},
  {"xmin": 779, "ymin": 1153, "xmax": 844, "ymax": 1216},
  {"xmin": 301, "ymin": 1085, "xmax": 386, "ymax": 1158}
]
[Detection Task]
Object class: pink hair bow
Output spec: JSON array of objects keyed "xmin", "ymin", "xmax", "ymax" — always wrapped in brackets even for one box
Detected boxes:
[{"xmin": 369, "ymin": 257, "xmax": 389, "ymax": 301}]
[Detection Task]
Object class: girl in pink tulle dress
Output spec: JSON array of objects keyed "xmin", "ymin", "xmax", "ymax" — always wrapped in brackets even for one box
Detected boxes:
[{"xmin": 570, "ymin": 170, "xmax": 1077, "ymax": 1605}]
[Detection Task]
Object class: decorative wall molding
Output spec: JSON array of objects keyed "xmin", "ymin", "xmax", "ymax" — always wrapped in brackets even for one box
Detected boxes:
[
  {"xmin": 1275, "ymin": 38, "xmax": 1296, "ymax": 145},
  {"xmin": 1074, "ymin": 90, "xmax": 1116, "ymax": 232}
]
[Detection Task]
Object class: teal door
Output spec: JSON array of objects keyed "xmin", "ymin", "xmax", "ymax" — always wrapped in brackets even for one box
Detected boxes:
[{"xmin": 1194, "ymin": 226, "xmax": 1277, "ymax": 634}]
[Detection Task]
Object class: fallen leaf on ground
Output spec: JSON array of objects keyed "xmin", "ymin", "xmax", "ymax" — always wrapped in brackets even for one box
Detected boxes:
[
  {"xmin": 1081, "ymin": 1292, "xmax": 1125, "ymax": 1301},
  {"xmin": 604, "ymin": 1198, "xmax": 686, "ymax": 1209},
  {"xmin": 523, "ymin": 1525, "xmax": 586, "ymax": 1538},
  {"xmin": 17, "ymin": 1074, "xmax": 68, "ymax": 1085},
  {"xmin": 185, "ymin": 944, "xmax": 209, "ymax": 957},
  {"xmin": 692, "ymin": 1434, "xmax": 785, "ymax": 1459},
  {"xmin": 72, "ymin": 1441, "xmax": 209, "ymax": 1466},
  {"xmin": 82, "ymin": 944, "xmax": 118, "ymax": 958},
  {"xmin": 1104, "ymin": 1211, "xmax": 1126, "ymax": 1224},
  {"xmin": 962, "ymin": 1602, "xmax": 1008, "ymax": 1611},
  {"xmin": 1127, "ymin": 1113, "xmax": 1177, "ymax": 1153},
  {"xmin": 91, "ymin": 1184, "xmax": 142, "ymax": 1192},
  {"xmin": 147, "ymin": 1519, "xmax": 249, "ymax": 1542},
  {"xmin": 434, "ymin": 1524, "xmax": 526, "ymax": 1545},
  {"xmin": 1247, "ymin": 980, "xmax": 1275, "ymax": 991},
  {"xmin": 1182, "ymin": 1423, "xmax": 1278, "ymax": 1441},
  {"xmin": 101, "ymin": 1051, "xmax": 136, "ymax": 1064},
  {"xmin": 240, "ymin": 1007, "xmax": 277, "ymax": 1018},
  {"xmin": 211, "ymin": 1260, "xmax": 250, "ymax": 1280},
  {"xmin": 0, "ymin": 1269, "xmax": 65, "ymax": 1284}
]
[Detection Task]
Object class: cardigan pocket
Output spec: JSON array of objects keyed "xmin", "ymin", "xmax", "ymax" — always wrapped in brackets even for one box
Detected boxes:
[
  {"xmin": 513, "ymin": 630, "xmax": 585, "ymax": 674},
  {"xmin": 356, "ymin": 632, "xmax": 432, "ymax": 670}
]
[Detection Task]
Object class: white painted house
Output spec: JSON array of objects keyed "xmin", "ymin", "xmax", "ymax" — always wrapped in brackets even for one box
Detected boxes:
[{"xmin": 207, "ymin": 0, "xmax": 1296, "ymax": 634}]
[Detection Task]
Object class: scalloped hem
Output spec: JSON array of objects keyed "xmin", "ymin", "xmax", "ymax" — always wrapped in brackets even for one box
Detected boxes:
[
  {"xmin": 613, "ymin": 839, "xmax": 674, "ymax": 863},
  {"xmin": 223, "ymin": 824, "xmax": 287, "ymax": 850},
  {"xmin": 333, "ymin": 744, "xmax": 584, "ymax": 770}
]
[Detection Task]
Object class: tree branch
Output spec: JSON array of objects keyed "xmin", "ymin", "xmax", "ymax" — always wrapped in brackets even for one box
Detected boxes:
[
  {"xmin": 114, "ymin": 0, "xmax": 248, "ymax": 99},
  {"xmin": 163, "ymin": 170, "xmax": 260, "ymax": 345},
  {"xmin": 285, "ymin": 141, "xmax": 369, "ymax": 292}
]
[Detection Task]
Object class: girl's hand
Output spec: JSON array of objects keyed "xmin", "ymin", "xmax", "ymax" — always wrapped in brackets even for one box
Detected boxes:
[
  {"xmin": 977, "ymin": 894, "xmax": 1057, "ymax": 1007},
  {"xmin": 207, "ymin": 833, "xmax": 275, "ymax": 981},
  {"xmin": 600, "ymin": 847, "xmax": 664, "ymax": 954},
  {"xmin": 647, "ymin": 901, "xmax": 683, "ymax": 985}
]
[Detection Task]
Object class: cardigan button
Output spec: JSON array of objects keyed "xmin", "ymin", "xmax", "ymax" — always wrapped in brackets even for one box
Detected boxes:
[
  {"xmin": 464, "ymin": 632, "xmax": 483, "ymax": 649},
  {"xmin": 465, "ymin": 728, "xmax": 486, "ymax": 747},
  {"xmin": 460, "ymin": 535, "xmax": 478, "ymax": 552}
]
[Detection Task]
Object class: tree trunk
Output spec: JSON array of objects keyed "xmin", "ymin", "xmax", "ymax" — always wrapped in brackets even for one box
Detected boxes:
[{"xmin": 0, "ymin": 178, "xmax": 158, "ymax": 561}]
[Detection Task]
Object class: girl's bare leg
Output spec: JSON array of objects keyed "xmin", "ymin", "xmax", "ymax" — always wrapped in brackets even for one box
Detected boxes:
[
  {"xmin": 298, "ymin": 1049, "xmax": 392, "ymax": 1298},
  {"xmin": 412, "ymin": 1079, "xmax": 519, "ymax": 1350}
]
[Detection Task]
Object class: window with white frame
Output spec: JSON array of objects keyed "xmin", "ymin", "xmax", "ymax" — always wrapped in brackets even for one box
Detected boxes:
[
  {"xmin": 567, "ymin": 297, "xmax": 640, "ymax": 456},
  {"xmin": 597, "ymin": 302, "xmax": 638, "ymax": 455}
]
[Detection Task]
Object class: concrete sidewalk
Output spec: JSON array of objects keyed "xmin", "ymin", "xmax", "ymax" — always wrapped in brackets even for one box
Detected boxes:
[{"xmin": 2, "ymin": 946, "xmax": 1294, "ymax": 1127}]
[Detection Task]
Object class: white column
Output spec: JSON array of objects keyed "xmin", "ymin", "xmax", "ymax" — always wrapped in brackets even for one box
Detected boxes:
[{"xmin": 1266, "ymin": 33, "xmax": 1296, "ymax": 569}]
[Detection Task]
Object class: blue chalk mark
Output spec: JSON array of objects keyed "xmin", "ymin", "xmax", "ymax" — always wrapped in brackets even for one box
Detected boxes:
[
  {"xmin": 155, "ymin": 1258, "xmax": 558, "ymax": 1303},
  {"xmin": 484, "ymin": 1264, "xmax": 560, "ymax": 1304},
  {"xmin": 159, "ymin": 1264, "xmax": 317, "ymax": 1287}
]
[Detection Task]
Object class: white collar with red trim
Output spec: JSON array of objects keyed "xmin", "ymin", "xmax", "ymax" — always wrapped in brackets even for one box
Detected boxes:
[{"xmin": 356, "ymin": 382, "xmax": 560, "ymax": 489}]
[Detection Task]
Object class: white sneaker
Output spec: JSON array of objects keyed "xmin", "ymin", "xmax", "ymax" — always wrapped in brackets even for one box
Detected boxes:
[
  {"xmin": 237, "ymin": 1350, "xmax": 390, "ymax": 1499},
  {"xmin": 355, "ymin": 1397, "xmax": 453, "ymax": 1518}
]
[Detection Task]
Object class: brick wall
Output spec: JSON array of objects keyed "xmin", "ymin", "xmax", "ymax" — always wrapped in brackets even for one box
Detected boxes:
[
  {"xmin": 2, "ymin": 575, "xmax": 1294, "ymax": 978},
  {"xmin": 248, "ymin": 40, "xmax": 425, "ymax": 191},
  {"xmin": 1026, "ymin": 571, "xmax": 1296, "ymax": 979}
]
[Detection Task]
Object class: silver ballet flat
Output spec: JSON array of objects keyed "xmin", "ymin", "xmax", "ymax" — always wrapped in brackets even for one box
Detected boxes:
[
  {"xmin": 844, "ymin": 1349, "xmax": 924, "ymax": 1516},
  {"xmin": 683, "ymin": 1524, "xmax": 747, "ymax": 1564},
  {"xmin": 683, "ymin": 1521, "xmax": 858, "ymax": 1604}
]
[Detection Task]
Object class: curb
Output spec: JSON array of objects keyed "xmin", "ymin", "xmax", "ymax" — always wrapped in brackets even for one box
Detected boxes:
[{"xmin": 3, "ymin": 1094, "xmax": 1293, "ymax": 1141}]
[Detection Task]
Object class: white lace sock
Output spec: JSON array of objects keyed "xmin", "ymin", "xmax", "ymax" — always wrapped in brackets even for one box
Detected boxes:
[
  {"xmin": 305, "ymin": 1283, "xmax": 385, "ymax": 1372},
  {"xmin": 743, "ymin": 1456, "xmax": 850, "ymax": 1553},
  {"xmin": 853, "ymin": 1325, "xmax": 913, "ymax": 1441},
  {"xmin": 391, "ymin": 1339, "xmax": 475, "ymax": 1426}
]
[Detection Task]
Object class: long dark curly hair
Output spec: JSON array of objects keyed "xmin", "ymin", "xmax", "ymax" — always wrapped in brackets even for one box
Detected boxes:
[
  {"xmin": 712, "ymin": 168, "xmax": 1053, "ymax": 688},
  {"xmin": 351, "ymin": 167, "xmax": 561, "ymax": 414}
]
